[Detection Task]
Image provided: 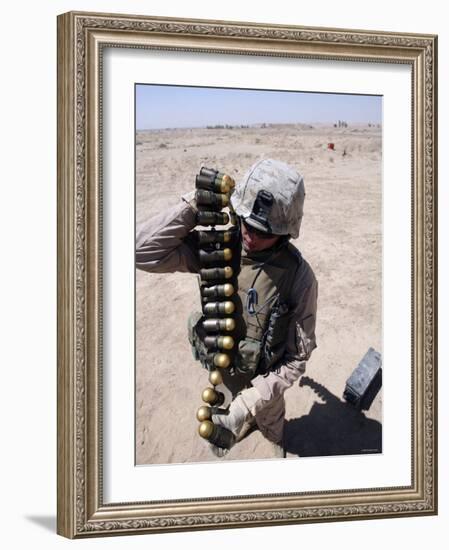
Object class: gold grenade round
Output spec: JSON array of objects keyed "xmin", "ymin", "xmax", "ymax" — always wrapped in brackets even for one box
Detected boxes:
[
  {"xmin": 209, "ymin": 369, "xmax": 223, "ymax": 386},
  {"xmin": 213, "ymin": 353, "xmax": 231, "ymax": 369},
  {"xmin": 196, "ymin": 405, "xmax": 212, "ymax": 422},
  {"xmin": 203, "ymin": 318, "xmax": 236, "ymax": 332},
  {"xmin": 198, "ymin": 420, "xmax": 215, "ymax": 439},
  {"xmin": 201, "ymin": 387, "xmax": 225, "ymax": 406}
]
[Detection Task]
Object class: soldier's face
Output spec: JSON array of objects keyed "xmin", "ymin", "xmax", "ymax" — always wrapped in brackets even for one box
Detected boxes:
[{"xmin": 241, "ymin": 220, "xmax": 281, "ymax": 252}]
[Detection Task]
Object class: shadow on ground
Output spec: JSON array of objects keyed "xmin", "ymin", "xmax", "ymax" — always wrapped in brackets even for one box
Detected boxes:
[
  {"xmin": 25, "ymin": 515, "xmax": 56, "ymax": 533},
  {"xmin": 284, "ymin": 376, "xmax": 382, "ymax": 458}
]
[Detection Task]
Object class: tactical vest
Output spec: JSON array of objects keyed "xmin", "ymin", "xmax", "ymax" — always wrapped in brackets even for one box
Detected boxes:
[
  {"xmin": 218, "ymin": 241, "xmax": 302, "ymax": 396},
  {"xmin": 188, "ymin": 241, "xmax": 302, "ymax": 397}
]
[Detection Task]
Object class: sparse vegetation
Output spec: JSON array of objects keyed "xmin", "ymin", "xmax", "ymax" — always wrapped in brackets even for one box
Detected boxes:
[{"xmin": 206, "ymin": 124, "xmax": 250, "ymax": 130}]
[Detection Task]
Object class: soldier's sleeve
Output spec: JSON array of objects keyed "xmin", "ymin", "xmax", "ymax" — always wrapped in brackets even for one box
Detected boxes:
[
  {"xmin": 250, "ymin": 262, "xmax": 318, "ymax": 401},
  {"xmin": 292, "ymin": 267, "xmax": 318, "ymax": 362},
  {"xmin": 136, "ymin": 193, "xmax": 200, "ymax": 274}
]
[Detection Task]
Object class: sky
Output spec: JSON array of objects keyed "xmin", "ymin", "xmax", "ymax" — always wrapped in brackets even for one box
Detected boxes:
[{"xmin": 136, "ymin": 84, "xmax": 382, "ymax": 130}]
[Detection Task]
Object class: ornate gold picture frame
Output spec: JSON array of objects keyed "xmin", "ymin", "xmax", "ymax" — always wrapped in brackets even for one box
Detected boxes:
[{"xmin": 57, "ymin": 11, "xmax": 437, "ymax": 538}]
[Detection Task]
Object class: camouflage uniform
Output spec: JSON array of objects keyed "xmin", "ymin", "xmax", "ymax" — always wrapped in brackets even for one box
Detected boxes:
[{"xmin": 136, "ymin": 160, "xmax": 318, "ymax": 450}]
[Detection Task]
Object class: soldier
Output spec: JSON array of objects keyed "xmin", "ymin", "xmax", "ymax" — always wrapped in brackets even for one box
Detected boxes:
[{"xmin": 136, "ymin": 159, "xmax": 318, "ymax": 458}]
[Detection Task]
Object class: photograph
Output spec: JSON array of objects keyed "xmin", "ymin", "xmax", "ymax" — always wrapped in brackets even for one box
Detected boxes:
[
  {"xmin": 56, "ymin": 11, "xmax": 436, "ymax": 537},
  {"xmin": 135, "ymin": 84, "xmax": 383, "ymax": 465}
]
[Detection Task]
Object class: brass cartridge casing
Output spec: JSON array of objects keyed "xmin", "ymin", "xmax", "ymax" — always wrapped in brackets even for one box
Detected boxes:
[
  {"xmin": 200, "ymin": 266, "xmax": 233, "ymax": 281},
  {"xmin": 203, "ymin": 318, "xmax": 236, "ymax": 332},
  {"xmin": 204, "ymin": 335, "xmax": 235, "ymax": 350},
  {"xmin": 203, "ymin": 301, "xmax": 235, "ymax": 316},
  {"xmin": 201, "ymin": 283, "xmax": 234, "ymax": 299}
]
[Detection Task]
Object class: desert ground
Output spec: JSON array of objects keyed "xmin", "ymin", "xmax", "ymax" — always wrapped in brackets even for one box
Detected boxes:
[{"xmin": 135, "ymin": 123, "xmax": 382, "ymax": 465}]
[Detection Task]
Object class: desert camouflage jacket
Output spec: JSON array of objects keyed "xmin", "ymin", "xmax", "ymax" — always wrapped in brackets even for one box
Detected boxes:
[{"xmin": 136, "ymin": 197, "xmax": 318, "ymax": 405}]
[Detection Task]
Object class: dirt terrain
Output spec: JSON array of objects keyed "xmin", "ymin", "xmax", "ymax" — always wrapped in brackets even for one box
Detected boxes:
[{"xmin": 135, "ymin": 123, "xmax": 382, "ymax": 464}]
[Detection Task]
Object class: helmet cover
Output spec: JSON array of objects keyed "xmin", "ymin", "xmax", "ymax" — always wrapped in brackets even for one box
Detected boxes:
[{"xmin": 230, "ymin": 158, "xmax": 305, "ymax": 239}]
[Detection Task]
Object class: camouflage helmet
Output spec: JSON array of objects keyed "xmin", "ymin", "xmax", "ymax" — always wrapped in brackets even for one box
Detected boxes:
[{"xmin": 230, "ymin": 159, "xmax": 305, "ymax": 239}]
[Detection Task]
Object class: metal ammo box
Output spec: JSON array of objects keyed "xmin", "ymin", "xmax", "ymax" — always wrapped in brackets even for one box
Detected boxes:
[{"xmin": 343, "ymin": 347, "xmax": 382, "ymax": 406}]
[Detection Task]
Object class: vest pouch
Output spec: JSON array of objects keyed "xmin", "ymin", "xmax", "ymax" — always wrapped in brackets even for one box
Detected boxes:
[
  {"xmin": 263, "ymin": 302, "xmax": 291, "ymax": 370},
  {"xmin": 235, "ymin": 337, "xmax": 261, "ymax": 376},
  {"xmin": 187, "ymin": 311, "xmax": 208, "ymax": 364}
]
